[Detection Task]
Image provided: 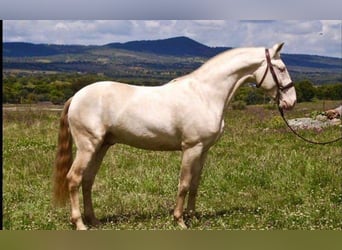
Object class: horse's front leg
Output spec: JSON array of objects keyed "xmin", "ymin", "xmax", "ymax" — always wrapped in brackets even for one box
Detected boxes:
[
  {"xmin": 186, "ymin": 150, "xmax": 208, "ymax": 215},
  {"xmin": 174, "ymin": 143, "xmax": 204, "ymax": 229}
]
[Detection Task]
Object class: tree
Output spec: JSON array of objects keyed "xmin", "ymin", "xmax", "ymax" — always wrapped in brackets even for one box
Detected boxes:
[
  {"xmin": 329, "ymin": 84, "xmax": 342, "ymax": 99},
  {"xmin": 316, "ymin": 83, "xmax": 342, "ymax": 100},
  {"xmin": 49, "ymin": 89, "xmax": 65, "ymax": 104},
  {"xmin": 295, "ymin": 80, "xmax": 315, "ymax": 102},
  {"xmin": 26, "ymin": 93, "xmax": 38, "ymax": 104}
]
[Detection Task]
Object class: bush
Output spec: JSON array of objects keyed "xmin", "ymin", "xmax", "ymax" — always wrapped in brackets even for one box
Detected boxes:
[
  {"xmin": 267, "ymin": 116, "xmax": 285, "ymax": 129},
  {"xmin": 295, "ymin": 80, "xmax": 315, "ymax": 102}
]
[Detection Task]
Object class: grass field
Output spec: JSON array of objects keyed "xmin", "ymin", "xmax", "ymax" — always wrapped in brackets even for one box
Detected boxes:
[{"xmin": 3, "ymin": 101, "xmax": 342, "ymax": 230}]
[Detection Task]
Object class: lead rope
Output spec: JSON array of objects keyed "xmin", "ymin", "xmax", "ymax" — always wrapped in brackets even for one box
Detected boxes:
[{"xmin": 278, "ymin": 106, "xmax": 342, "ymax": 145}]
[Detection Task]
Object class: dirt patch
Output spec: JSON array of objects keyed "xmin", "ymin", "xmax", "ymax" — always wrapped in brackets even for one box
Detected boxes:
[{"xmin": 3, "ymin": 104, "xmax": 63, "ymax": 112}]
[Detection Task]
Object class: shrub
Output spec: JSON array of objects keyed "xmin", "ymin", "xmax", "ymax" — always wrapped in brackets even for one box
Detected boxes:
[{"xmin": 267, "ymin": 116, "xmax": 285, "ymax": 129}]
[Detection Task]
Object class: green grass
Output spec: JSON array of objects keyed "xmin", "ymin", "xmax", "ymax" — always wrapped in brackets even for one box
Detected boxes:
[{"xmin": 3, "ymin": 101, "xmax": 342, "ymax": 230}]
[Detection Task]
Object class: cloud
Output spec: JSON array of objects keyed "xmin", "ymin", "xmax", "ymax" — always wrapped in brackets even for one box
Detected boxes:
[
  {"xmin": 3, "ymin": 20, "xmax": 342, "ymax": 57},
  {"xmin": 4, "ymin": 20, "xmax": 135, "ymax": 45}
]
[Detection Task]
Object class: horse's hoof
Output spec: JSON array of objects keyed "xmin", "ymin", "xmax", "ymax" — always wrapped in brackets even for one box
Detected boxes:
[
  {"xmin": 89, "ymin": 219, "xmax": 101, "ymax": 228},
  {"xmin": 75, "ymin": 223, "xmax": 88, "ymax": 230},
  {"xmin": 177, "ymin": 219, "xmax": 188, "ymax": 229},
  {"xmin": 84, "ymin": 216, "xmax": 101, "ymax": 227},
  {"xmin": 71, "ymin": 217, "xmax": 88, "ymax": 230},
  {"xmin": 77, "ymin": 225, "xmax": 88, "ymax": 230}
]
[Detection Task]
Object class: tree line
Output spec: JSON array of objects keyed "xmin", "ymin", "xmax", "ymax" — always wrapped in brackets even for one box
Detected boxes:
[
  {"xmin": 3, "ymin": 73, "xmax": 342, "ymax": 105},
  {"xmin": 233, "ymin": 80, "xmax": 342, "ymax": 105}
]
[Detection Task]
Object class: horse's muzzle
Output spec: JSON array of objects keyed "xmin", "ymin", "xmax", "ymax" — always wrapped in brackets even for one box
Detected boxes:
[{"xmin": 279, "ymin": 99, "xmax": 296, "ymax": 111}]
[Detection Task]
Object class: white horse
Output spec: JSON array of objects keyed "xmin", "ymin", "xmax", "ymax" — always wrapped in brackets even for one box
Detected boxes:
[{"xmin": 53, "ymin": 43, "xmax": 296, "ymax": 230}]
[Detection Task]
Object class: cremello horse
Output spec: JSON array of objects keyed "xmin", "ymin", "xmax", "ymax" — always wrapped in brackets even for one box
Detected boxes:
[{"xmin": 53, "ymin": 43, "xmax": 296, "ymax": 230}]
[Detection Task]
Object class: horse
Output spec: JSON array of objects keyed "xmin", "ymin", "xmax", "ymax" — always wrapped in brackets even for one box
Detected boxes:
[{"xmin": 53, "ymin": 43, "xmax": 296, "ymax": 230}]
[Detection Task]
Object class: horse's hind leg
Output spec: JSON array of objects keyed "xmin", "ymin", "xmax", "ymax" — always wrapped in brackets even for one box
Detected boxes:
[
  {"xmin": 82, "ymin": 144, "xmax": 110, "ymax": 227},
  {"xmin": 67, "ymin": 149, "xmax": 96, "ymax": 230}
]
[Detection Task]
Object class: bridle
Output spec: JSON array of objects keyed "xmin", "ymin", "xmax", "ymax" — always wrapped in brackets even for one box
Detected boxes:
[
  {"xmin": 257, "ymin": 48, "xmax": 342, "ymax": 145},
  {"xmin": 256, "ymin": 48, "xmax": 294, "ymax": 98}
]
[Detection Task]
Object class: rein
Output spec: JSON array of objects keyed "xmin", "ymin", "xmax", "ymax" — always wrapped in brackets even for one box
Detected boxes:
[{"xmin": 259, "ymin": 48, "xmax": 342, "ymax": 145}]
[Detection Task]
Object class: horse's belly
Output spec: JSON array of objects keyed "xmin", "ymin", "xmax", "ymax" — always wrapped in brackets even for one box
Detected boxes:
[
  {"xmin": 107, "ymin": 128, "xmax": 182, "ymax": 151},
  {"xmin": 116, "ymin": 136, "xmax": 182, "ymax": 151}
]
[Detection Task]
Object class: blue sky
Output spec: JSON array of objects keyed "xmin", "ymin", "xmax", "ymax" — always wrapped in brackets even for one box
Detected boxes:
[{"xmin": 3, "ymin": 20, "xmax": 342, "ymax": 57}]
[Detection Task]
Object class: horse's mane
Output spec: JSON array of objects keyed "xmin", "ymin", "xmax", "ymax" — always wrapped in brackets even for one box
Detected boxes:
[
  {"xmin": 167, "ymin": 47, "xmax": 263, "ymax": 85},
  {"xmin": 193, "ymin": 46, "xmax": 264, "ymax": 78},
  {"xmin": 203, "ymin": 47, "xmax": 262, "ymax": 66}
]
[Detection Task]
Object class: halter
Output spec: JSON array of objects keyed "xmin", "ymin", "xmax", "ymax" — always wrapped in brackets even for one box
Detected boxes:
[{"xmin": 258, "ymin": 48, "xmax": 342, "ymax": 145}]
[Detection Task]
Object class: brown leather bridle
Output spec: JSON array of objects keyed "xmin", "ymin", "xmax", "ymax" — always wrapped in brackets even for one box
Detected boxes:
[
  {"xmin": 256, "ymin": 48, "xmax": 294, "ymax": 99},
  {"xmin": 257, "ymin": 48, "xmax": 342, "ymax": 145}
]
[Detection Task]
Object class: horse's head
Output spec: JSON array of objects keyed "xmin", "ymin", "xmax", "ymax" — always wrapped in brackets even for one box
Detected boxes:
[{"xmin": 254, "ymin": 43, "xmax": 297, "ymax": 110}]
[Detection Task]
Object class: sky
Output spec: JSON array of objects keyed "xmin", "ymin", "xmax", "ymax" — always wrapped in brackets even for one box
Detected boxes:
[{"xmin": 3, "ymin": 20, "xmax": 342, "ymax": 58}]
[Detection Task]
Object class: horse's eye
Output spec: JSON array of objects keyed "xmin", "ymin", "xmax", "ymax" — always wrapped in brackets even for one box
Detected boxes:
[{"xmin": 279, "ymin": 67, "xmax": 286, "ymax": 72}]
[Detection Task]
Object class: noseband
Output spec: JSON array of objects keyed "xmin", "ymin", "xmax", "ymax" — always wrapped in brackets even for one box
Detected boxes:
[{"xmin": 257, "ymin": 49, "xmax": 294, "ymax": 92}]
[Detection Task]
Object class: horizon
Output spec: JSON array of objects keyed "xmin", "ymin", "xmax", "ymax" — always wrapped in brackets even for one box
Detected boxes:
[
  {"xmin": 3, "ymin": 35, "xmax": 342, "ymax": 59},
  {"xmin": 3, "ymin": 20, "xmax": 342, "ymax": 58}
]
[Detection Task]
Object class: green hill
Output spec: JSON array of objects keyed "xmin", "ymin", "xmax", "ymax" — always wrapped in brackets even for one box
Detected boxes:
[{"xmin": 3, "ymin": 37, "xmax": 341, "ymax": 85}]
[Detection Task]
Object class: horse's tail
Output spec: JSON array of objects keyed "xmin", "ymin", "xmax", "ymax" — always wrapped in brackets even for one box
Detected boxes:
[{"xmin": 53, "ymin": 97, "xmax": 73, "ymax": 206}]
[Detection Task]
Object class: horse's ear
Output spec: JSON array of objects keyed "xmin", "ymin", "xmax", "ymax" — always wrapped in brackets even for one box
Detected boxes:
[{"xmin": 272, "ymin": 42, "xmax": 285, "ymax": 56}]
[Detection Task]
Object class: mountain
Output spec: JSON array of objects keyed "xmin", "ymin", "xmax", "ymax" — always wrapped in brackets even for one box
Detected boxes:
[
  {"xmin": 3, "ymin": 37, "xmax": 341, "ymax": 84},
  {"xmin": 3, "ymin": 37, "xmax": 228, "ymax": 58},
  {"xmin": 3, "ymin": 42, "xmax": 90, "ymax": 57},
  {"xmin": 105, "ymin": 36, "xmax": 228, "ymax": 57}
]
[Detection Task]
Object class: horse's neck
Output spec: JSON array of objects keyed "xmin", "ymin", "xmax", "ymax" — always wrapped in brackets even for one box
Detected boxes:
[{"xmin": 191, "ymin": 48, "xmax": 263, "ymax": 111}]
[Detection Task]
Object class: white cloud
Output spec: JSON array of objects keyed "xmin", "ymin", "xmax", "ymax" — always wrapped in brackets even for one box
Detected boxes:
[
  {"xmin": 3, "ymin": 20, "xmax": 342, "ymax": 57},
  {"xmin": 144, "ymin": 21, "xmax": 160, "ymax": 29},
  {"xmin": 54, "ymin": 22, "xmax": 69, "ymax": 31}
]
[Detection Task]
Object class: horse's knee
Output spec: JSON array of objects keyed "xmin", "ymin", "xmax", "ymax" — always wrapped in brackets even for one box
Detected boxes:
[
  {"xmin": 189, "ymin": 177, "xmax": 200, "ymax": 193},
  {"xmin": 67, "ymin": 171, "xmax": 83, "ymax": 192},
  {"xmin": 178, "ymin": 181, "xmax": 190, "ymax": 196}
]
